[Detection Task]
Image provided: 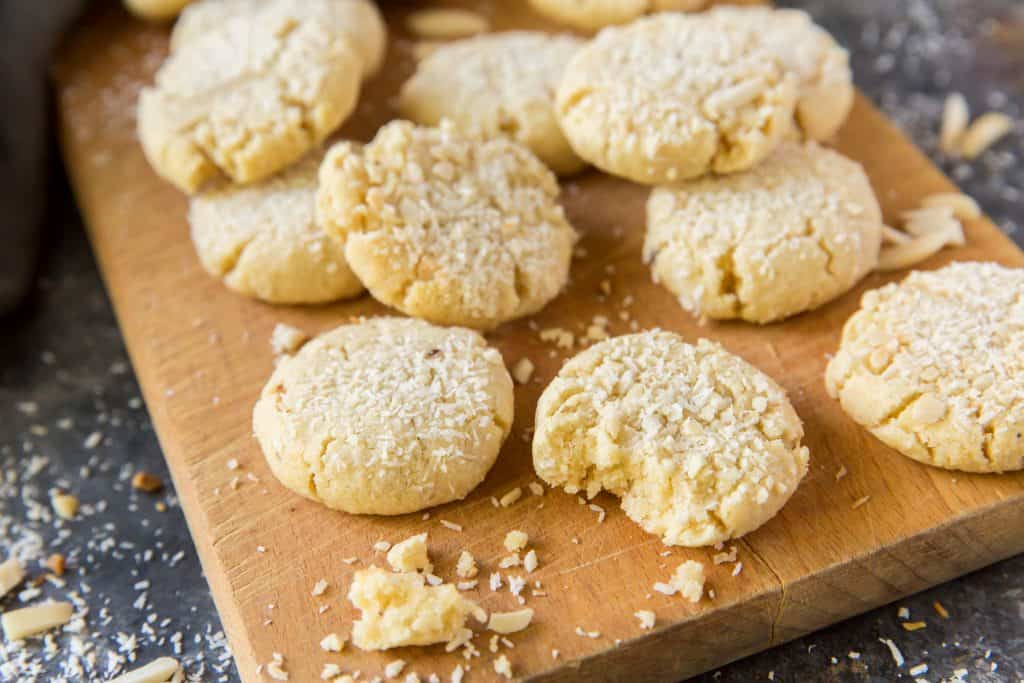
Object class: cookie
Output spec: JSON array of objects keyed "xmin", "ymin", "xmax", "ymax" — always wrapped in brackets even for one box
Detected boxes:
[
  {"xmin": 399, "ymin": 32, "xmax": 585, "ymax": 175},
  {"xmin": 825, "ymin": 262, "xmax": 1024, "ymax": 473},
  {"xmin": 124, "ymin": 0, "xmax": 192, "ymax": 20},
  {"xmin": 555, "ymin": 12, "xmax": 797, "ymax": 184},
  {"xmin": 705, "ymin": 6, "xmax": 854, "ymax": 141},
  {"xmin": 533, "ymin": 331, "xmax": 809, "ymax": 547},
  {"xmin": 253, "ymin": 317, "xmax": 514, "ymax": 515},
  {"xmin": 171, "ymin": 0, "xmax": 387, "ymax": 79},
  {"xmin": 137, "ymin": 0, "xmax": 362, "ymax": 193},
  {"xmin": 189, "ymin": 152, "xmax": 363, "ymax": 304},
  {"xmin": 317, "ymin": 120, "xmax": 577, "ymax": 330},
  {"xmin": 527, "ymin": 0, "xmax": 706, "ymax": 32},
  {"xmin": 644, "ymin": 142, "xmax": 882, "ymax": 323}
]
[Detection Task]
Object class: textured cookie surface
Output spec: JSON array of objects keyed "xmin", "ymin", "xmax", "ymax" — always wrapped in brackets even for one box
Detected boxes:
[
  {"xmin": 138, "ymin": 0, "xmax": 362, "ymax": 192},
  {"xmin": 253, "ymin": 317, "xmax": 514, "ymax": 515},
  {"xmin": 527, "ymin": 0, "xmax": 706, "ymax": 31},
  {"xmin": 399, "ymin": 32, "xmax": 585, "ymax": 175},
  {"xmin": 644, "ymin": 142, "xmax": 882, "ymax": 323},
  {"xmin": 705, "ymin": 6, "xmax": 853, "ymax": 141},
  {"xmin": 317, "ymin": 121, "xmax": 577, "ymax": 329},
  {"xmin": 555, "ymin": 12, "xmax": 797, "ymax": 184},
  {"xmin": 533, "ymin": 331, "xmax": 809, "ymax": 546},
  {"xmin": 825, "ymin": 262, "xmax": 1024, "ymax": 473},
  {"xmin": 171, "ymin": 0, "xmax": 387, "ymax": 78},
  {"xmin": 189, "ymin": 153, "xmax": 363, "ymax": 304}
]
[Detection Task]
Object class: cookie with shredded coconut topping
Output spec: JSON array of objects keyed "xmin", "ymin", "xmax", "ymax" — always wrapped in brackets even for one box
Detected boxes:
[
  {"xmin": 171, "ymin": 0, "xmax": 387, "ymax": 79},
  {"xmin": 704, "ymin": 6, "xmax": 854, "ymax": 141},
  {"xmin": 826, "ymin": 262, "xmax": 1024, "ymax": 473},
  {"xmin": 533, "ymin": 331, "xmax": 809, "ymax": 546},
  {"xmin": 527, "ymin": 0, "xmax": 706, "ymax": 32},
  {"xmin": 189, "ymin": 152, "xmax": 363, "ymax": 304},
  {"xmin": 317, "ymin": 120, "xmax": 578, "ymax": 330},
  {"xmin": 644, "ymin": 142, "xmax": 883, "ymax": 323},
  {"xmin": 555, "ymin": 12, "xmax": 798, "ymax": 184},
  {"xmin": 399, "ymin": 31, "xmax": 586, "ymax": 175},
  {"xmin": 137, "ymin": 0, "xmax": 362, "ymax": 193},
  {"xmin": 253, "ymin": 317, "xmax": 514, "ymax": 514}
]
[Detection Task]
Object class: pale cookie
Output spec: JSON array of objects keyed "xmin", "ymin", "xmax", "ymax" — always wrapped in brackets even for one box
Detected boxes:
[
  {"xmin": 825, "ymin": 262, "xmax": 1024, "ymax": 473},
  {"xmin": 555, "ymin": 12, "xmax": 797, "ymax": 184},
  {"xmin": 644, "ymin": 142, "xmax": 882, "ymax": 323},
  {"xmin": 138, "ymin": 0, "xmax": 362, "ymax": 193},
  {"xmin": 527, "ymin": 0, "xmax": 706, "ymax": 32},
  {"xmin": 704, "ymin": 6, "xmax": 854, "ymax": 140},
  {"xmin": 171, "ymin": 0, "xmax": 387, "ymax": 79},
  {"xmin": 253, "ymin": 317, "xmax": 514, "ymax": 514},
  {"xmin": 399, "ymin": 32, "xmax": 586, "ymax": 175},
  {"xmin": 533, "ymin": 331, "xmax": 809, "ymax": 546},
  {"xmin": 317, "ymin": 121, "xmax": 577, "ymax": 330},
  {"xmin": 189, "ymin": 152, "xmax": 363, "ymax": 304},
  {"xmin": 124, "ymin": 0, "xmax": 192, "ymax": 20}
]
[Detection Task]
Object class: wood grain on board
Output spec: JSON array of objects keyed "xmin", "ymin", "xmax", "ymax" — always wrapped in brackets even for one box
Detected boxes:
[{"xmin": 52, "ymin": 2, "xmax": 1024, "ymax": 681}]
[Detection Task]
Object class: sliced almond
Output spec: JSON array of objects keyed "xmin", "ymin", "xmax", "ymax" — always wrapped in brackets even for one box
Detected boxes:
[
  {"xmin": 0, "ymin": 558, "xmax": 25, "ymax": 598},
  {"xmin": 487, "ymin": 608, "xmax": 534, "ymax": 634},
  {"xmin": 920, "ymin": 192, "xmax": 981, "ymax": 221},
  {"xmin": 877, "ymin": 230, "xmax": 952, "ymax": 271},
  {"xmin": 939, "ymin": 92, "xmax": 969, "ymax": 153},
  {"xmin": 51, "ymin": 493, "xmax": 79, "ymax": 520},
  {"xmin": 406, "ymin": 8, "xmax": 488, "ymax": 40},
  {"xmin": 881, "ymin": 225, "xmax": 912, "ymax": 245},
  {"xmin": 131, "ymin": 471, "xmax": 164, "ymax": 493},
  {"xmin": 107, "ymin": 657, "xmax": 180, "ymax": 683},
  {"xmin": 959, "ymin": 112, "xmax": 1015, "ymax": 159},
  {"xmin": 1, "ymin": 601, "xmax": 74, "ymax": 640}
]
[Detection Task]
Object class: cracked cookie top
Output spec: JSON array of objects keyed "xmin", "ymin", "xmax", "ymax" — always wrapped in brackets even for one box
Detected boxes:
[
  {"xmin": 398, "ymin": 31, "xmax": 585, "ymax": 175},
  {"xmin": 253, "ymin": 317, "xmax": 514, "ymax": 515},
  {"xmin": 555, "ymin": 11, "xmax": 797, "ymax": 184},
  {"xmin": 826, "ymin": 262, "xmax": 1024, "ymax": 473},
  {"xmin": 533, "ymin": 331, "xmax": 810, "ymax": 547},
  {"xmin": 137, "ymin": 0, "xmax": 363, "ymax": 192},
  {"xmin": 704, "ymin": 6, "xmax": 854, "ymax": 141},
  {"xmin": 644, "ymin": 141, "xmax": 882, "ymax": 323},
  {"xmin": 189, "ymin": 152, "xmax": 363, "ymax": 304},
  {"xmin": 316, "ymin": 120, "xmax": 578, "ymax": 330}
]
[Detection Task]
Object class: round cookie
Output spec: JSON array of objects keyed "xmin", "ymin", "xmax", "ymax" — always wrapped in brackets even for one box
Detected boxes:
[
  {"xmin": 189, "ymin": 152, "xmax": 363, "ymax": 304},
  {"xmin": 527, "ymin": 0, "xmax": 706, "ymax": 32},
  {"xmin": 124, "ymin": 0, "xmax": 192, "ymax": 21},
  {"xmin": 644, "ymin": 142, "xmax": 883, "ymax": 323},
  {"xmin": 705, "ymin": 6, "xmax": 853, "ymax": 141},
  {"xmin": 253, "ymin": 317, "xmax": 514, "ymax": 515},
  {"xmin": 317, "ymin": 120, "xmax": 578, "ymax": 330},
  {"xmin": 137, "ymin": 0, "xmax": 362, "ymax": 193},
  {"xmin": 171, "ymin": 0, "xmax": 387, "ymax": 79},
  {"xmin": 399, "ymin": 32, "xmax": 586, "ymax": 175},
  {"xmin": 533, "ymin": 331, "xmax": 810, "ymax": 547},
  {"xmin": 555, "ymin": 12, "xmax": 798, "ymax": 184},
  {"xmin": 825, "ymin": 262, "xmax": 1024, "ymax": 473}
]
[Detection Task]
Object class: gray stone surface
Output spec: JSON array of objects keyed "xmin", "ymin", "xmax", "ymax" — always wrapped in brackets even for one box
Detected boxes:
[{"xmin": 0, "ymin": 0, "xmax": 1021, "ymax": 680}]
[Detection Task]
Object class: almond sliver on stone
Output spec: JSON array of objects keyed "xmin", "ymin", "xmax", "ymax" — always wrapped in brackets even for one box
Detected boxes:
[
  {"xmin": 958, "ymin": 112, "xmax": 1014, "ymax": 159},
  {"xmin": 1, "ymin": 601, "xmax": 74, "ymax": 640},
  {"xmin": 107, "ymin": 657, "xmax": 181, "ymax": 683}
]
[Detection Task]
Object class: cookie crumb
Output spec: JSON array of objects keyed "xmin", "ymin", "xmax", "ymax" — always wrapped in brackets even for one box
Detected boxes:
[
  {"xmin": 634, "ymin": 610, "xmax": 656, "ymax": 630},
  {"xmin": 270, "ymin": 323, "xmax": 309, "ymax": 355},
  {"xmin": 512, "ymin": 358, "xmax": 535, "ymax": 385},
  {"xmin": 503, "ymin": 531, "xmax": 528, "ymax": 553},
  {"xmin": 320, "ymin": 632, "xmax": 345, "ymax": 652}
]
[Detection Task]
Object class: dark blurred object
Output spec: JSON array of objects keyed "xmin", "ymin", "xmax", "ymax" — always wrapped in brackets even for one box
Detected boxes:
[{"xmin": 0, "ymin": 0, "xmax": 85, "ymax": 316}]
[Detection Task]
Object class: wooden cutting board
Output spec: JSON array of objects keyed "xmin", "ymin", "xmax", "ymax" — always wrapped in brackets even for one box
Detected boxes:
[{"xmin": 52, "ymin": 2, "xmax": 1024, "ymax": 681}]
